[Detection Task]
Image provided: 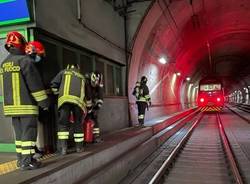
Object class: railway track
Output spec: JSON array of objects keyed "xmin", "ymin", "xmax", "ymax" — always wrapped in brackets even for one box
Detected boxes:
[{"xmin": 148, "ymin": 112, "xmax": 244, "ymax": 184}]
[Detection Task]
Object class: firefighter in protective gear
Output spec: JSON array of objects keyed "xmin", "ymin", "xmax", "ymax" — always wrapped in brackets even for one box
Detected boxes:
[
  {"xmin": 51, "ymin": 64, "xmax": 86, "ymax": 155},
  {"xmin": 85, "ymin": 71, "xmax": 104, "ymax": 143},
  {"xmin": 25, "ymin": 41, "xmax": 47, "ymax": 159},
  {"xmin": 0, "ymin": 32, "xmax": 49, "ymax": 170},
  {"xmin": 25, "ymin": 41, "xmax": 46, "ymax": 63},
  {"xmin": 132, "ymin": 76, "xmax": 151, "ymax": 126}
]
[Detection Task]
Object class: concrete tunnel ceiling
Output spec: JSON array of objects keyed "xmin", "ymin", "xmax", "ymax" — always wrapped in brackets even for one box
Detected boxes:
[{"xmin": 129, "ymin": 0, "xmax": 250, "ymax": 107}]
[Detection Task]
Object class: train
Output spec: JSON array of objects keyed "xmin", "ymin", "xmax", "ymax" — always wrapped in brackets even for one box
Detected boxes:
[{"xmin": 197, "ymin": 77, "xmax": 224, "ymax": 112}]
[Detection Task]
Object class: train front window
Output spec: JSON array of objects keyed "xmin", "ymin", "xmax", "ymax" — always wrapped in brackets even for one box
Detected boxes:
[{"xmin": 200, "ymin": 84, "xmax": 222, "ymax": 91}]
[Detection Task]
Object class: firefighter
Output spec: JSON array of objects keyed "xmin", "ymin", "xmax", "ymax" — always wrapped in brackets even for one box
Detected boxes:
[
  {"xmin": 132, "ymin": 76, "xmax": 151, "ymax": 127},
  {"xmin": 25, "ymin": 41, "xmax": 46, "ymax": 63},
  {"xmin": 25, "ymin": 41, "xmax": 47, "ymax": 159},
  {"xmin": 51, "ymin": 64, "xmax": 86, "ymax": 155},
  {"xmin": 85, "ymin": 71, "xmax": 104, "ymax": 143},
  {"xmin": 0, "ymin": 32, "xmax": 49, "ymax": 170}
]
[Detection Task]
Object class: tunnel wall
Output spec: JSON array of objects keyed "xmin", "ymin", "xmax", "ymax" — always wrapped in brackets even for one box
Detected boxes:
[
  {"xmin": 128, "ymin": 1, "xmax": 197, "ymax": 124},
  {"xmin": 35, "ymin": 0, "xmax": 126, "ymax": 64},
  {"xmin": 98, "ymin": 97, "xmax": 129, "ymax": 133}
]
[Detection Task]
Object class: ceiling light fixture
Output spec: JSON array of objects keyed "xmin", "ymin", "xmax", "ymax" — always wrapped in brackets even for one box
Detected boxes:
[{"xmin": 158, "ymin": 57, "xmax": 167, "ymax": 64}]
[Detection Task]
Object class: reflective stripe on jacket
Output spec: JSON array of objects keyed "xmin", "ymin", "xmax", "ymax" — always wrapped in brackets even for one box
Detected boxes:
[
  {"xmin": 0, "ymin": 53, "xmax": 48, "ymax": 116},
  {"xmin": 134, "ymin": 83, "xmax": 151, "ymax": 103},
  {"xmin": 51, "ymin": 68, "xmax": 86, "ymax": 113}
]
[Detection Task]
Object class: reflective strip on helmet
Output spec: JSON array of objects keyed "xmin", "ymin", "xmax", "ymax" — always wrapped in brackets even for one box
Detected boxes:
[
  {"xmin": 12, "ymin": 73, "xmax": 20, "ymax": 105},
  {"xmin": 96, "ymin": 99, "xmax": 103, "ymax": 104},
  {"xmin": 31, "ymin": 90, "xmax": 48, "ymax": 102},
  {"xmin": 91, "ymin": 73, "xmax": 96, "ymax": 82},
  {"xmin": 6, "ymin": 32, "xmax": 26, "ymax": 48}
]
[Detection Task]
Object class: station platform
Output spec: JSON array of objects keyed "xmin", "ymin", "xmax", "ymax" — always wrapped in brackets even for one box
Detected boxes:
[{"xmin": 0, "ymin": 108, "xmax": 195, "ymax": 184}]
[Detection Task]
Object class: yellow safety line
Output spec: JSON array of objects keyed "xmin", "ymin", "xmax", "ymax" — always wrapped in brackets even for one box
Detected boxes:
[
  {"xmin": 0, "ymin": 153, "xmax": 57, "ymax": 176},
  {"xmin": 0, "ymin": 160, "xmax": 17, "ymax": 175}
]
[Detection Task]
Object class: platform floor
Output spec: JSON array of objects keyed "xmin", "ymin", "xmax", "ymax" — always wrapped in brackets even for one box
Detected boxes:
[{"xmin": 0, "ymin": 108, "xmax": 195, "ymax": 184}]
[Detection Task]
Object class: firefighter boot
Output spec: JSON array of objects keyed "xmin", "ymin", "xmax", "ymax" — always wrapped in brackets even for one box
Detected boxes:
[
  {"xmin": 61, "ymin": 140, "xmax": 68, "ymax": 155},
  {"xmin": 16, "ymin": 153, "xmax": 22, "ymax": 167},
  {"xmin": 20, "ymin": 156, "xmax": 41, "ymax": 171},
  {"xmin": 138, "ymin": 119, "xmax": 144, "ymax": 127},
  {"xmin": 75, "ymin": 142, "xmax": 84, "ymax": 153},
  {"xmin": 94, "ymin": 136, "xmax": 103, "ymax": 143},
  {"xmin": 33, "ymin": 146, "xmax": 44, "ymax": 160}
]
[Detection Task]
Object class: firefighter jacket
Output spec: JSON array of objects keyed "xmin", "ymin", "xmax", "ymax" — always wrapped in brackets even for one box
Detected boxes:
[
  {"xmin": 51, "ymin": 68, "xmax": 86, "ymax": 113},
  {"xmin": 85, "ymin": 74, "xmax": 104, "ymax": 110},
  {"xmin": 133, "ymin": 82, "xmax": 151, "ymax": 103},
  {"xmin": 0, "ymin": 49, "xmax": 49, "ymax": 116}
]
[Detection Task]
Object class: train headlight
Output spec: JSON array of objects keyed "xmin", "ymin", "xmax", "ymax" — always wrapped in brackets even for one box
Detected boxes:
[
  {"xmin": 200, "ymin": 98, "xmax": 204, "ymax": 102},
  {"xmin": 217, "ymin": 97, "xmax": 221, "ymax": 102}
]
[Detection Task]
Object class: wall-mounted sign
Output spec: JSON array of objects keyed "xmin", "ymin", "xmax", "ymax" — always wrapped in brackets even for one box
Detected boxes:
[{"xmin": 0, "ymin": 0, "xmax": 30, "ymax": 26}]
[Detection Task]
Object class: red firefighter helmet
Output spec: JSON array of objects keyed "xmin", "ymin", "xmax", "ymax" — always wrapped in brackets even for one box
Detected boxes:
[
  {"xmin": 5, "ymin": 31, "xmax": 26, "ymax": 51},
  {"xmin": 25, "ymin": 41, "xmax": 46, "ymax": 57}
]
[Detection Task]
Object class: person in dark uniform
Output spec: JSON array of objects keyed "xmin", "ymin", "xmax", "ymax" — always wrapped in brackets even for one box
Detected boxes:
[
  {"xmin": 25, "ymin": 41, "xmax": 48, "ymax": 159},
  {"xmin": 0, "ymin": 32, "xmax": 49, "ymax": 170},
  {"xmin": 132, "ymin": 76, "xmax": 151, "ymax": 127},
  {"xmin": 85, "ymin": 71, "xmax": 104, "ymax": 143},
  {"xmin": 51, "ymin": 64, "xmax": 86, "ymax": 155}
]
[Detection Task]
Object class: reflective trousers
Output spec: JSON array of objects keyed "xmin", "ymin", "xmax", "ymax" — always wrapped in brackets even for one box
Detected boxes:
[
  {"xmin": 12, "ymin": 116, "xmax": 37, "ymax": 165},
  {"xmin": 57, "ymin": 103, "xmax": 84, "ymax": 143},
  {"xmin": 86, "ymin": 110, "xmax": 100, "ymax": 139},
  {"xmin": 136, "ymin": 101, "xmax": 147, "ymax": 125}
]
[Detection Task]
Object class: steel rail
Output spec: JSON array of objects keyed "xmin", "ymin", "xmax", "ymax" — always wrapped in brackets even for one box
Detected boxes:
[
  {"xmin": 148, "ymin": 113, "xmax": 203, "ymax": 184},
  {"xmin": 217, "ymin": 113, "xmax": 244, "ymax": 184}
]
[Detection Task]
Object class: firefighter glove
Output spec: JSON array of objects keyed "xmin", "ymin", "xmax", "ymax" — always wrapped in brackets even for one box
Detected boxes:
[
  {"xmin": 149, "ymin": 101, "xmax": 152, "ymax": 107},
  {"xmin": 94, "ymin": 103, "xmax": 102, "ymax": 110}
]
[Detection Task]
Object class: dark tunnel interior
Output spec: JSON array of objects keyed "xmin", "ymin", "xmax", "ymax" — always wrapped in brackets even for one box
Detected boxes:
[{"xmin": 128, "ymin": 0, "xmax": 250, "ymax": 122}]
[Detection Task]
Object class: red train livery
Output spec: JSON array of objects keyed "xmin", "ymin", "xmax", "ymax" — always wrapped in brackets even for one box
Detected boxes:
[{"xmin": 197, "ymin": 77, "xmax": 224, "ymax": 112}]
